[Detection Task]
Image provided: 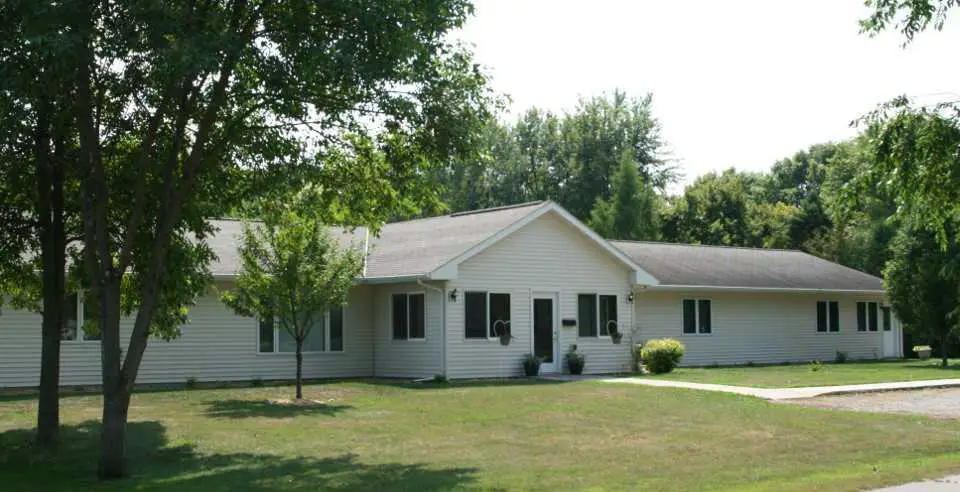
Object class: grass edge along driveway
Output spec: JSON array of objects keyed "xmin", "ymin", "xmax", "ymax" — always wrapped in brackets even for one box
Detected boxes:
[
  {"xmin": 642, "ymin": 359, "xmax": 960, "ymax": 388},
  {"xmin": 2, "ymin": 379, "xmax": 960, "ymax": 491}
]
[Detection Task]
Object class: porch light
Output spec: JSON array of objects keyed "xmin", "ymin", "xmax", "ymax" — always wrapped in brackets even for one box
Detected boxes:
[
  {"xmin": 449, "ymin": 289, "xmax": 459, "ymax": 302},
  {"xmin": 627, "ymin": 292, "xmax": 635, "ymax": 303}
]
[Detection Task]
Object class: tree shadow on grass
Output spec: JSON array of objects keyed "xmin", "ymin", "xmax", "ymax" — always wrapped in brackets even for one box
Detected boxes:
[
  {"xmin": 202, "ymin": 399, "xmax": 353, "ymax": 419},
  {"xmin": 0, "ymin": 420, "xmax": 481, "ymax": 492}
]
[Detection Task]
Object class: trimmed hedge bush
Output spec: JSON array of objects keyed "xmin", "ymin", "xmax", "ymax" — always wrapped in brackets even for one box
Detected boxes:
[{"xmin": 640, "ymin": 338, "xmax": 685, "ymax": 374}]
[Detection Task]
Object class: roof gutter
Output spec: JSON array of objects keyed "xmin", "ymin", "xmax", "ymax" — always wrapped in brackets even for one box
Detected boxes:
[{"xmin": 648, "ymin": 284, "xmax": 886, "ymax": 295}]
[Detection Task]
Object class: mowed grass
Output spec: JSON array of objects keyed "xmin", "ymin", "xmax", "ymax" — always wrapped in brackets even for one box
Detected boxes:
[
  {"xmin": 645, "ymin": 359, "xmax": 960, "ymax": 388},
  {"xmin": 1, "ymin": 380, "xmax": 960, "ymax": 491}
]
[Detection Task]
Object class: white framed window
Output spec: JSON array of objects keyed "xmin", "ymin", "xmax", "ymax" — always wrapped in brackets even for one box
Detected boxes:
[
  {"xmin": 464, "ymin": 291, "xmax": 511, "ymax": 339},
  {"xmin": 577, "ymin": 294, "xmax": 618, "ymax": 338},
  {"xmin": 681, "ymin": 299, "xmax": 712, "ymax": 335},
  {"xmin": 62, "ymin": 292, "xmax": 100, "ymax": 342},
  {"xmin": 258, "ymin": 307, "xmax": 344, "ymax": 353},
  {"xmin": 816, "ymin": 301, "xmax": 840, "ymax": 332},
  {"xmin": 392, "ymin": 292, "xmax": 425, "ymax": 340},
  {"xmin": 857, "ymin": 301, "xmax": 878, "ymax": 332}
]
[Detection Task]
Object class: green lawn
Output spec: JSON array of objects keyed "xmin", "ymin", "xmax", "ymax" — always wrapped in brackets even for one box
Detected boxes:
[
  {"xmin": 644, "ymin": 359, "xmax": 960, "ymax": 388},
  {"xmin": 2, "ymin": 380, "xmax": 960, "ymax": 491}
]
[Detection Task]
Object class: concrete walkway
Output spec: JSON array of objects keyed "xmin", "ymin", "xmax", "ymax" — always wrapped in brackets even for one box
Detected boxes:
[
  {"xmin": 591, "ymin": 376, "xmax": 960, "ymax": 400},
  {"xmin": 873, "ymin": 474, "xmax": 960, "ymax": 491}
]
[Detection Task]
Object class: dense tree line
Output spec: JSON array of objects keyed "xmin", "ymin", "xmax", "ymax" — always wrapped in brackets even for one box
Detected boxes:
[{"xmin": 434, "ymin": 96, "xmax": 897, "ymax": 277}]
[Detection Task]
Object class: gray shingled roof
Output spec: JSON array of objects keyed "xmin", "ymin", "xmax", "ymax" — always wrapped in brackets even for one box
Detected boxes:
[
  {"xmin": 207, "ymin": 202, "xmax": 545, "ymax": 279},
  {"xmin": 611, "ymin": 241, "xmax": 884, "ymax": 292},
  {"xmin": 207, "ymin": 219, "xmax": 368, "ymax": 277},
  {"xmin": 364, "ymin": 202, "xmax": 544, "ymax": 279}
]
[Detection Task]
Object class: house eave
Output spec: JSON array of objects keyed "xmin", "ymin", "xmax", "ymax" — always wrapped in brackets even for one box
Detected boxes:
[{"xmin": 647, "ymin": 284, "xmax": 886, "ymax": 295}]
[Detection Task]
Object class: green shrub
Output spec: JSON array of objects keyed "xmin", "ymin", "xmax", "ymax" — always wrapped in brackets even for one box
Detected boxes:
[
  {"xmin": 522, "ymin": 353, "xmax": 544, "ymax": 377},
  {"xmin": 835, "ymin": 351, "xmax": 848, "ymax": 364},
  {"xmin": 808, "ymin": 359, "xmax": 823, "ymax": 372},
  {"xmin": 640, "ymin": 338, "xmax": 685, "ymax": 374},
  {"xmin": 185, "ymin": 377, "xmax": 198, "ymax": 389},
  {"xmin": 250, "ymin": 377, "xmax": 264, "ymax": 387},
  {"xmin": 565, "ymin": 345, "xmax": 586, "ymax": 375}
]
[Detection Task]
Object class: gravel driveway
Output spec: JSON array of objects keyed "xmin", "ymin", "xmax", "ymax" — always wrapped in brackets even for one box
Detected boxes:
[{"xmin": 789, "ymin": 388, "xmax": 960, "ymax": 419}]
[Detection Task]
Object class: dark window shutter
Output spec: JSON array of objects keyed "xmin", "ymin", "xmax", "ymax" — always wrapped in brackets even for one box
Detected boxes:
[{"xmin": 868, "ymin": 302, "xmax": 878, "ymax": 331}]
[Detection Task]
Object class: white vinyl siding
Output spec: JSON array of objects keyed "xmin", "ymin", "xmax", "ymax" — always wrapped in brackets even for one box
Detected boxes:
[
  {"xmin": 371, "ymin": 282, "xmax": 443, "ymax": 378},
  {"xmin": 446, "ymin": 211, "xmax": 635, "ymax": 378},
  {"xmin": 636, "ymin": 290, "xmax": 891, "ymax": 366},
  {"xmin": 0, "ymin": 283, "xmax": 374, "ymax": 388}
]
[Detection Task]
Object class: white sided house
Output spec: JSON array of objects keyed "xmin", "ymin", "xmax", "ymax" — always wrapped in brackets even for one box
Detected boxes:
[{"xmin": 0, "ymin": 201, "xmax": 900, "ymax": 388}]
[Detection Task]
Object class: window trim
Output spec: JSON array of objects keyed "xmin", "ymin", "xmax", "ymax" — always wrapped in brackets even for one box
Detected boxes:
[
  {"xmin": 391, "ymin": 291, "xmax": 427, "ymax": 342},
  {"xmin": 680, "ymin": 298, "xmax": 713, "ymax": 336},
  {"xmin": 62, "ymin": 291, "xmax": 99, "ymax": 343},
  {"xmin": 816, "ymin": 300, "xmax": 840, "ymax": 334},
  {"xmin": 256, "ymin": 308, "xmax": 347, "ymax": 355},
  {"xmin": 576, "ymin": 293, "xmax": 619, "ymax": 339},
  {"xmin": 463, "ymin": 290, "xmax": 512, "ymax": 341}
]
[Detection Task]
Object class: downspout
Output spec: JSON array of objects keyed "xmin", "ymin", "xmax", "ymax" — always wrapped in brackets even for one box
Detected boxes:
[{"xmin": 418, "ymin": 279, "xmax": 446, "ymax": 378}]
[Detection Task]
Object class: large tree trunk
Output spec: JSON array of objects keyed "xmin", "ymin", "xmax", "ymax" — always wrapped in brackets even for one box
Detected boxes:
[
  {"xmin": 96, "ymin": 281, "xmax": 127, "ymax": 480},
  {"xmin": 295, "ymin": 340, "xmax": 303, "ymax": 400},
  {"xmin": 35, "ymin": 110, "xmax": 66, "ymax": 449},
  {"xmin": 98, "ymin": 384, "xmax": 130, "ymax": 479}
]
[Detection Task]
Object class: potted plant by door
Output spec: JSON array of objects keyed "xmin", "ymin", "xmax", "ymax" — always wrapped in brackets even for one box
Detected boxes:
[
  {"xmin": 494, "ymin": 319, "xmax": 512, "ymax": 346},
  {"xmin": 914, "ymin": 345, "xmax": 932, "ymax": 360},
  {"xmin": 565, "ymin": 344, "xmax": 586, "ymax": 375},
  {"xmin": 522, "ymin": 353, "xmax": 544, "ymax": 377}
]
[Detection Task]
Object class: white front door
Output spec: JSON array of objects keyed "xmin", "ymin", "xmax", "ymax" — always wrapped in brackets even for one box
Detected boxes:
[
  {"xmin": 881, "ymin": 306, "xmax": 898, "ymax": 358},
  {"xmin": 532, "ymin": 293, "xmax": 558, "ymax": 373}
]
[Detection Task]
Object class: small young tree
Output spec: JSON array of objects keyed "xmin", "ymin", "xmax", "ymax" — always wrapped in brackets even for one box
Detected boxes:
[{"xmin": 222, "ymin": 197, "xmax": 363, "ymax": 400}]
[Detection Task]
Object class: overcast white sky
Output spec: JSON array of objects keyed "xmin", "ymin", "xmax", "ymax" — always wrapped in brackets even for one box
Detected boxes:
[{"xmin": 455, "ymin": 0, "xmax": 960, "ymax": 192}]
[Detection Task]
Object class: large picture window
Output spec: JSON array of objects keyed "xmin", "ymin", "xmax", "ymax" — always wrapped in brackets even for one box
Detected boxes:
[
  {"xmin": 258, "ymin": 307, "xmax": 345, "ymax": 353},
  {"xmin": 682, "ymin": 299, "xmax": 712, "ymax": 334},
  {"xmin": 392, "ymin": 293, "xmax": 425, "ymax": 340},
  {"xmin": 816, "ymin": 301, "xmax": 840, "ymax": 332},
  {"xmin": 465, "ymin": 291, "xmax": 511, "ymax": 339}
]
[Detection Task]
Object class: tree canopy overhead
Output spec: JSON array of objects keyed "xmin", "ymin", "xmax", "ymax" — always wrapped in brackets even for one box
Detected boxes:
[{"xmin": 1, "ymin": 0, "xmax": 497, "ymax": 479}]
